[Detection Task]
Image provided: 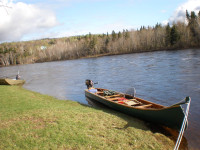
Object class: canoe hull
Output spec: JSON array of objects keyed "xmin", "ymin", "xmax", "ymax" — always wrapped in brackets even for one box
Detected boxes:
[
  {"xmin": 85, "ymin": 89, "xmax": 186, "ymax": 130},
  {"xmin": 0, "ymin": 78, "xmax": 25, "ymax": 85}
]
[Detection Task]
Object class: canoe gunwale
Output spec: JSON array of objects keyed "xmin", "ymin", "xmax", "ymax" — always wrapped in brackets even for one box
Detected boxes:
[
  {"xmin": 85, "ymin": 88, "xmax": 182, "ymax": 111},
  {"xmin": 85, "ymin": 88, "xmax": 188, "ymax": 130}
]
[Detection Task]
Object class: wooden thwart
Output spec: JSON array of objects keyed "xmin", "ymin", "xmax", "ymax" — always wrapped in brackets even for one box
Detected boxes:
[
  {"xmin": 107, "ymin": 97, "xmax": 140, "ymax": 106},
  {"xmin": 105, "ymin": 94, "xmax": 121, "ymax": 98},
  {"xmin": 135, "ymin": 104, "xmax": 152, "ymax": 108},
  {"xmin": 108, "ymin": 97, "xmax": 121, "ymax": 101}
]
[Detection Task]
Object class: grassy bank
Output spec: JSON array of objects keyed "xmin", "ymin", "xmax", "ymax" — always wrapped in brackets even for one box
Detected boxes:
[{"xmin": 0, "ymin": 86, "xmax": 174, "ymax": 149}]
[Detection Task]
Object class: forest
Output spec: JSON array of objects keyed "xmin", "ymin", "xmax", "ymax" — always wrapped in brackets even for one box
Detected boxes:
[{"xmin": 0, "ymin": 10, "xmax": 200, "ymax": 66}]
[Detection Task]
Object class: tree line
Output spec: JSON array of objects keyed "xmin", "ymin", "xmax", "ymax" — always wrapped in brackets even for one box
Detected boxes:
[{"xmin": 0, "ymin": 10, "xmax": 200, "ymax": 66}]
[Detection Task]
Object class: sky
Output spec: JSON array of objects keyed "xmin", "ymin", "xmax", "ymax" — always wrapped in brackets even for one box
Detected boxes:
[{"xmin": 0, "ymin": 0, "xmax": 200, "ymax": 43}]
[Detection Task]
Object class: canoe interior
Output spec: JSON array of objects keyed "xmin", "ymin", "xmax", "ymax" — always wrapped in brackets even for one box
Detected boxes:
[
  {"xmin": 95, "ymin": 88, "xmax": 165, "ymax": 110},
  {"xmin": 85, "ymin": 88, "xmax": 187, "ymax": 130}
]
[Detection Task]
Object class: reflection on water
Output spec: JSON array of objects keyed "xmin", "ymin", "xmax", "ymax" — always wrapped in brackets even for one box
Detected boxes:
[{"xmin": 0, "ymin": 49, "xmax": 199, "ymax": 149}]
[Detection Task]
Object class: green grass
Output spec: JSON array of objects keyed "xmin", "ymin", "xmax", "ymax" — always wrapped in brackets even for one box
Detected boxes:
[{"xmin": 0, "ymin": 86, "xmax": 174, "ymax": 150}]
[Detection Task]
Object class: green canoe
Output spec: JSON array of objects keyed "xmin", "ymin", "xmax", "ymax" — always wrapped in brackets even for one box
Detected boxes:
[
  {"xmin": 85, "ymin": 88, "xmax": 190, "ymax": 130},
  {"xmin": 0, "ymin": 78, "xmax": 25, "ymax": 85}
]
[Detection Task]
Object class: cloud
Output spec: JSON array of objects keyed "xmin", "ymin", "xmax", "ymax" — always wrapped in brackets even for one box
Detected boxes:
[
  {"xmin": 161, "ymin": 10, "xmax": 167, "ymax": 13},
  {"xmin": 0, "ymin": 0, "xmax": 58, "ymax": 42},
  {"xmin": 167, "ymin": 0, "xmax": 200, "ymax": 24}
]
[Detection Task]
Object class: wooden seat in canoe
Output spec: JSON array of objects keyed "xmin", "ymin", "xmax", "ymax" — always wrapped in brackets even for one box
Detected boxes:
[
  {"xmin": 105, "ymin": 94, "xmax": 121, "ymax": 98},
  {"xmin": 134, "ymin": 104, "xmax": 153, "ymax": 109},
  {"xmin": 108, "ymin": 97, "xmax": 121, "ymax": 101}
]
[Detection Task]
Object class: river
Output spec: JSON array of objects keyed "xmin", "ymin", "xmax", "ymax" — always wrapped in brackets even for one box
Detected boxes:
[{"xmin": 0, "ymin": 49, "xmax": 199, "ymax": 149}]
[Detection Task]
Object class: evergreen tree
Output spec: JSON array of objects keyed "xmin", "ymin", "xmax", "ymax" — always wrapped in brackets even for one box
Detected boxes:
[
  {"xmin": 170, "ymin": 25, "xmax": 179, "ymax": 45},
  {"xmin": 186, "ymin": 11, "xmax": 199, "ymax": 45},
  {"xmin": 0, "ymin": 47, "xmax": 3, "ymax": 54},
  {"xmin": 89, "ymin": 32, "xmax": 92, "ymax": 40},
  {"xmin": 105, "ymin": 37, "xmax": 109, "ymax": 46},
  {"xmin": 112, "ymin": 30, "xmax": 117, "ymax": 41},
  {"xmin": 186, "ymin": 10, "xmax": 190, "ymax": 21},
  {"xmin": 84, "ymin": 34, "xmax": 89, "ymax": 42},
  {"xmin": 125, "ymin": 29, "xmax": 130, "ymax": 39},
  {"xmin": 88, "ymin": 36, "xmax": 97, "ymax": 55},
  {"xmin": 90, "ymin": 37, "xmax": 97, "ymax": 49},
  {"xmin": 140, "ymin": 26, "xmax": 143, "ymax": 31},
  {"xmin": 198, "ymin": 11, "xmax": 200, "ymax": 27},
  {"xmin": 118, "ymin": 31, "xmax": 122, "ymax": 39},
  {"xmin": 122, "ymin": 29, "xmax": 126, "ymax": 37},
  {"xmin": 155, "ymin": 23, "xmax": 161, "ymax": 29},
  {"xmin": 100, "ymin": 37, "xmax": 110, "ymax": 54},
  {"xmin": 165, "ymin": 23, "xmax": 171, "ymax": 47},
  {"xmin": 48, "ymin": 40, "xmax": 56, "ymax": 45},
  {"xmin": 102, "ymin": 33, "xmax": 106, "ymax": 38}
]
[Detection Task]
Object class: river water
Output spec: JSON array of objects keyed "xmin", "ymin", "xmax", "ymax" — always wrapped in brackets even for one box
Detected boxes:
[{"xmin": 0, "ymin": 49, "xmax": 199, "ymax": 149}]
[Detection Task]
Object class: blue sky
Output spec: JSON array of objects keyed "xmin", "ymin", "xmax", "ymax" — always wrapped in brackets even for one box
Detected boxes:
[{"xmin": 0, "ymin": 0, "xmax": 199, "ymax": 42}]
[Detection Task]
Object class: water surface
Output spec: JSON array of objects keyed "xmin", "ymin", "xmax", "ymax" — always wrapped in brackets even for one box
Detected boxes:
[{"xmin": 0, "ymin": 49, "xmax": 199, "ymax": 149}]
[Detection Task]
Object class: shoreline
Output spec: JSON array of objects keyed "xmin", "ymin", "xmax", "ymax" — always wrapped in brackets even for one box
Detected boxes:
[
  {"xmin": 0, "ymin": 86, "xmax": 176, "ymax": 149},
  {"xmin": 1, "ymin": 48, "xmax": 199, "ymax": 68}
]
